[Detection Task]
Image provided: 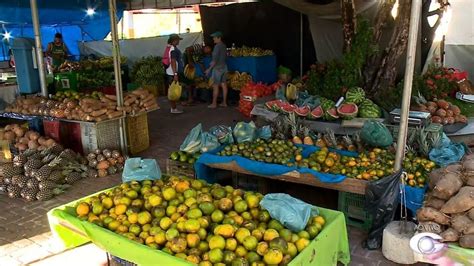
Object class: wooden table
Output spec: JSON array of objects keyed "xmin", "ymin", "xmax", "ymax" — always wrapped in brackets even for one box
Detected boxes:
[{"xmin": 207, "ymin": 161, "xmax": 368, "ymax": 195}]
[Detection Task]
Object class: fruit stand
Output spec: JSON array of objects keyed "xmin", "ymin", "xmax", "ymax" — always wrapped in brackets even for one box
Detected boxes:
[{"xmin": 47, "ymin": 178, "xmax": 351, "ymax": 265}]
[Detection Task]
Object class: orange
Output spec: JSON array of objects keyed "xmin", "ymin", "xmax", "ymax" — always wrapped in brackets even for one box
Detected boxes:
[{"xmin": 76, "ymin": 202, "xmax": 90, "ymax": 216}]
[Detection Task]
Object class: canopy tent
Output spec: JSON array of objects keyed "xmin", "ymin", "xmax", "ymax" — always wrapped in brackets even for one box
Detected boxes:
[
  {"xmin": 0, "ymin": 0, "xmax": 124, "ymax": 60},
  {"xmin": 119, "ymin": 0, "xmax": 243, "ymax": 10}
]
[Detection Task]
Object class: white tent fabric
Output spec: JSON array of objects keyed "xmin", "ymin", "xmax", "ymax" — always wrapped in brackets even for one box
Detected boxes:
[
  {"xmin": 273, "ymin": 0, "xmax": 378, "ymax": 19},
  {"xmin": 444, "ymin": 0, "xmax": 474, "ymax": 80},
  {"xmin": 122, "ymin": 0, "xmax": 239, "ymax": 10},
  {"xmin": 78, "ymin": 32, "xmax": 203, "ymax": 64}
]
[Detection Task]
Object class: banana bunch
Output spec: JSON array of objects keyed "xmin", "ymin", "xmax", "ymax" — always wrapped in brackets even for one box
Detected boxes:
[
  {"xmin": 230, "ymin": 46, "xmax": 273, "ymax": 57},
  {"xmin": 229, "ymin": 72, "xmax": 252, "ymax": 90},
  {"xmin": 184, "ymin": 64, "xmax": 196, "ymax": 80}
]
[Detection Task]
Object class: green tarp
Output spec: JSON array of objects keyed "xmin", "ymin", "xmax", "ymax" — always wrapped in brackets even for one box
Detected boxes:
[{"xmin": 47, "ymin": 187, "xmax": 351, "ymax": 265}]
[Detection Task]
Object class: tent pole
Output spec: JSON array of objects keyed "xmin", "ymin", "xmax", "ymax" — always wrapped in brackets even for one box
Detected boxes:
[
  {"xmin": 30, "ymin": 0, "xmax": 47, "ymax": 96},
  {"xmin": 300, "ymin": 12, "xmax": 303, "ymax": 77},
  {"xmin": 108, "ymin": 0, "xmax": 128, "ymax": 155},
  {"xmin": 394, "ymin": 0, "xmax": 422, "ymax": 171}
]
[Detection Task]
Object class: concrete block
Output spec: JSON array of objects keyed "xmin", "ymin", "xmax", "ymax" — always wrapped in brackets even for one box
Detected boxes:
[{"xmin": 382, "ymin": 221, "xmax": 417, "ymax": 264}]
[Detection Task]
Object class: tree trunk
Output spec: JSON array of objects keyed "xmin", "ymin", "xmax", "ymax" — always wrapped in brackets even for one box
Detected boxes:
[
  {"xmin": 363, "ymin": 0, "xmax": 397, "ymax": 90},
  {"xmin": 368, "ymin": 0, "xmax": 412, "ymax": 96},
  {"xmin": 341, "ymin": 0, "xmax": 356, "ymax": 53}
]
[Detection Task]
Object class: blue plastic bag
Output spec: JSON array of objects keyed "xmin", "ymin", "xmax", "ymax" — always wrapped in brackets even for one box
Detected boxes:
[
  {"xmin": 275, "ymin": 84, "xmax": 287, "ymax": 101},
  {"xmin": 233, "ymin": 121, "xmax": 257, "ymax": 143},
  {"xmin": 201, "ymin": 132, "xmax": 220, "ymax": 153},
  {"xmin": 260, "ymin": 193, "xmax": 319, "ymax": 232},
  {"xmin": 180, "ymin": 123, "xmax": 202, "ymax": 153},
  {"xmin": 402, "ymin": 184, "xmax": 426, "ymax": 214},
  {"xmin": 209, "ymin": 125, "xmax": 234, "ymax": 144},
  {"xmin": 257, "ymin": 125, "xmax": 272, "ymax": 140},
  {"xmin": 429, "ymin": 134, "xmax": 465, "ymax": 167},
  {"xmin": 122, "ymin": 158, "xmax": 161, "ymax": 182}
]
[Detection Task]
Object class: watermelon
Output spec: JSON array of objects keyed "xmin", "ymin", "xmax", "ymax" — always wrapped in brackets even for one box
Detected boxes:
[
  {"xmin": 320, "ymin": 98, "xmax": 336, "ymax": 111},
  {"xmin": 294, "ymin": 106, "xmax": 311, "ymax": 117},
  {"xmin": 359, "ymin": 102, "xmax": 381, "ymax": 118},
  {"xmin": 345, "ymin": 87, "xmax": 366, "ymax": 104},
  {"xmin": 309, "ymin": 106, "xmax": 323, "ymax": 119},
  {"xmin": 265, "ymin": 100, "xmax": 283, "ymax": 111},
  {"xmin": 324, "ymin": 108, "xmax": 339, "ymax": 121},
  {"xmin": 280, "ymin": 103, "xmax": 296, "ymax": 114},
  {"xmin": 337, "ymin": 102, "xmax": 358, "ymax": 119}
]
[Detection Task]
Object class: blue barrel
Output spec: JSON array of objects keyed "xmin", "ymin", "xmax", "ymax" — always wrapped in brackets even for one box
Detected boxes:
[{"xmin": 11, "ymin": 38, "xmax": 40, "ymax": 94}]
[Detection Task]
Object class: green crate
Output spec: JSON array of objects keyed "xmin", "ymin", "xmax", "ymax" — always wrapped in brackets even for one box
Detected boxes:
[
  {"xmin": 55, "ymin": 72, "xmax": 79, "ymax": 91},
  {"xmin": 337, "ymin": 191, "xmax": 373, "ymax": 231}
]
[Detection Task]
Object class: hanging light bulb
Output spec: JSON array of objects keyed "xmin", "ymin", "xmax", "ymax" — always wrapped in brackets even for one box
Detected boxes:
[
  {"xmin": 86, "ymin": 8, "xmax": 96, "ymax": 16},
  {"xmin": 2, "ymin": 31, "xmax": 11, "ymax": 41}
]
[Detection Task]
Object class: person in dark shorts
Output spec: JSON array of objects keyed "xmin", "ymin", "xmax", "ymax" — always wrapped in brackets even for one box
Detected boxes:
[
  {"xmin": 163, "ymin": 34, "xmax": 184, "ymax": 114},
  {"xmin": 182, "ymin": 43, "xmax": 209, "ymax": 105},
  {"xmin": 205, "ymin": 31, "xmax": 228, "ymax": 108}
]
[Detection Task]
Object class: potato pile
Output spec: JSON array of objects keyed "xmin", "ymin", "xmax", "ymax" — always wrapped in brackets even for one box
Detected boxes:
[
  {"xmin": 86, "ymin": 149, "xmax": 125, "ymax": 178},
  {"xmin": 417, "ymin": 156, "xmax": 474, "ymax": 248},
  {"xmin": 0, "ymin": 124, "xmax": 57, "ymax": 152},
  {"xmin": 5, "ymin": 96, "xmax": 45, "ymax": 115},
  {"xmin": 118, "ymin": 88, "xmax": 158, "ymax": 116}
]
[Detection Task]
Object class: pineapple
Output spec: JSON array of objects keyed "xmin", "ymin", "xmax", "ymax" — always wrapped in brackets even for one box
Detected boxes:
[
  {"xmin": 323, "ymin": 129, "xmax": 338, "ymax": 148},
  {"xmin": 34, "ymin": 166, "xmax": 52, "ymax": 182},
  {"xmin": 287, "ymin": 113, "xmax": 302, "ymax": 144},
  {"xmin": 417, "ymin": 127, "xmax": 430, "ymax": 157},
  {"xmin": 65, "ymin": 172, "xmax": 82, "ymax": 184},
  {"xmin": 342, "ymin": 135, "xmax": 357, "ymax": 151},
  {"xmin": 36, "ymin": 189, "xmax": 54, "ymax": 201},
  {"xmin": 303, "ymin": 127, "xmax": 314, "ymax": 145},
  {"xmin": 24, "ymin": 159, "xmax": 43, "ymax": 172},
  {"xmin": 13, "ymin": 154, "xmax": 27, "ymax": 167},
  {"xmin": 11, "ymin": 175, "xmax": 28, "ymax": 188},
  {"xmin": 353, "ymin": 132, "xmax": 364, "ymax": 152},
  {"xmin": 315, "ymin": 133, "xmax": 327, "ymax": 147},
  {"xmin": 7, "ymin": 185, "xmax": 21, "ymax": 198},
  {"xmin": 38, "ymin": 180, "xmax": 56, "ymax": 191}
]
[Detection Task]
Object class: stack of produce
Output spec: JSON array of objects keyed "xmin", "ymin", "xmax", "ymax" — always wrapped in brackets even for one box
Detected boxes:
[
  {"xmin": 57, "ymin": 61, "xmax": 81, "ymax": 72},
  {"xmin": 238, "ymin": 82, "xmax": 275, "ymax": 117},
  {"xmin": 74, "ymin": 177, "xmax": 326, "ymax": 265},
  {"xmin": 0, "ymin": 147, "xmax": 90, "ymax": 201},
  {"xmin": 86, "ymin": 149, "xmax": 125, "ymax": 178},
  {"xmin": 169, "ymin": 151, "xmax": 201, "ymax": 165},
  {"xmin": 229, "ymin": 46, "xmax": 273, "ymax": 57},
  {"xmin": 229, "ymin": 72, "xmax": 253, "ymax": 91},
  {"xmin": 78, "ymin": 70, "xmax": 114, "ymax": 89},
  {"xmin": 118, "ymin": 88, "xmax": 158, "ymax": 115},
  {"xmin": 412, "ymin": 97, "xmax": 467, "ymax": 125},
  {"xmin": 4, "ymin": 96, "xmax": 45, "ymax": 115},
  {"xmin": 51, "ymin": 95, "xmax": 122, "ymax": 122},
  {"xmin": 0, "ymin": 124, "xmax": 58, "ymax": 152},
  {"xmin": 416, "ymin": 156, "xmax": 474, "ymax": 248},
  {"xmin": 51, "ymin": 90, "xmax": 102, "ymax": 102},
  {"xmin": 218, "ymin": 138, "xmax": 303, "ymax": 165}
]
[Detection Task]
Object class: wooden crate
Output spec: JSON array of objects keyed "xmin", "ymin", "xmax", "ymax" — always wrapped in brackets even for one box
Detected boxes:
[{"xmin": 166, "ymin": 159, "xmax": 196, "ymax": 178}]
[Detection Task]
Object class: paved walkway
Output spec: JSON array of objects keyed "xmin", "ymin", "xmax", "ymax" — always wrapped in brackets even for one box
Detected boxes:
[{"xmin": 0, "ymin": 99, "xmax": 412, "ymax": 265}]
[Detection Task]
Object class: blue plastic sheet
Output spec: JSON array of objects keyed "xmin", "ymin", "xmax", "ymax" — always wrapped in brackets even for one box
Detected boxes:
[
  {"xmin": 402, "ymin": 184, "xmax": 427, "ymax": 214},
  {"xmin": 122, "ymin": 158, "xmax": 161, "ymax": 182},
  {"xmin": 195, "ymin": 144, "xmax": 358, "ymax": 184},
  {"xmin": 260, "ymin": 193, "xmax": 319, "ymax": 232},
  {"xmin": 429, "ymin": 134, "xmax": 466, "ymax": 167}
]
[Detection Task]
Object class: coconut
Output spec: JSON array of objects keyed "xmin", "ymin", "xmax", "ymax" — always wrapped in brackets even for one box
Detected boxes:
[
  {"xmin": 449, "ymin": 105, "xmax": 461, "ymax": 116},
  {"xmin": 436, "ymin": 109, "xmax": 447, "ymax": 117},
  {"xmin": 29, "ymin": 132, "xmax": 40, "ymax": 141},
  {"xmin": 432, "ymin": 116, "xmax": 442, "ymax": 123},
  {"xmin": 19, "ymin": 137, "xmax": 29, "ymax": 145},
  {"xmin": 4, "ymin": 131, "xmax": 16, "ymax": 142},
  {"xmin": 446, "ymin": 117, "xmax": 455, "ymax": 124},
  {"xmin": 436, "ymin": 100, "xmax": 450, "ymax": 110},
  {"xmin": 13, "ymin": 127, "xmax": 26, "ymax": 138},
  {"xmin": 45, "ymin": 138, "xmax": 56, "ymax": 147},
  {"xmin": 37, "ymin": 137, "xmax": 46, "ymax": 146},
  {"xmin": 446, "ymin": 110, "xmax": 454, "ymax": 117},
  {"xmin": 28, "ymin": 140, "xmax": 39, "ymax": 149},
  {"xmin": 17, "ymin": 143, "xmax": 27, "ymax": 151}
]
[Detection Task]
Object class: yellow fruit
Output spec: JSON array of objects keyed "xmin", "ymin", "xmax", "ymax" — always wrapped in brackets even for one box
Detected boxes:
[
  {"xmin": 137, "ymin": 211, "xmax": 152, "ymax": 225},
  {"xmin": 287, "ymin": 242, "xmax": 298, "ymax": 257},
  {"xmin": 184, "ymin": 219, "xmax": 201, "ymax": 233},
  {"xmin": 186, "ymin": 233, "xmax": 201, "ymax": 248},
  {"xmin": 225, "ymin": 238, "xmax": 238, "ymax": 251},
  {"xmin": 256, "ymin": 241, "xmax": 268, "ymax": 256},
  {"xmin": 175, "ymin": 180, "xmax": 191, "ymax": 193},
  {"xmin": 313, "ymin": 215, "xmax": 325, "ymax": 226},
  {"xmin": 263, "ymin": 229, "xmax": 279, "ymax": 242},
  {"xmin": 127, "ymin": 213, "xmax": 138, "ymax": 224},
  {"xmin": 154, "ymin": 231, "xmax": 166, "ymax": 245},
  {"xmin": 235, "ymin": 228, "xmax": 251, "ymax": 244},
  {"xmin": 148, "ymin": 194, "xmax": 162, "ymax": 207},
  {"xmin": 115, "ymin": 204, "xmax": 127, "ymax": 215},
  {"xmin": 76, "ymin": 202, "xmax": 90, "ymax": 216},
  {"xmin": 209, "ymin": 235, "xmax": 226, "ymax": 250},
  {"xmin": 209, "ymin": 248, "xmax": 224, "ymax": 263},
  {"xmin": 263, "ymin": 248, "xmax": 283, "ymax": 265},
  {"xmin": 295, "ymin": 238, "xmax": 310, "ymax": 252},
  {"xmin": 186, "ymin": 255, "xmax": 201, "ymax": 264},
  {"xmin": 214, "ymin": 224, "xmax": 235, "ymax": 238},
  {"xmin": 235, "ymin": 245, "xmax": 248, "ymax": 257},
  {"xmin": 162, "ymin": 187, "xmax": 177, "ymax": 201}
]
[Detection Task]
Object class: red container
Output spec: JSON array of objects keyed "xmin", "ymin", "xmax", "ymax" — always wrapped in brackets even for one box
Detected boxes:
[
  {"xmin": 43, "ymin": 120, "xmax": 61, "ymax": 143},
  {"xmin": 61, "ymin": 122, "xmax": 83, "ymax": 154}
]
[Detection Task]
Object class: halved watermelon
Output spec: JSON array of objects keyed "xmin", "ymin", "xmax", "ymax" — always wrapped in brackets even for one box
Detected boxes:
[
  {"xmin": 265, "ymin": 100, "xmax": 283, "ymax": 111},
  {"xmin": 337, "ymin": 102, "xmax": 358, "ymax": 120},
  {"xmin": 309, "ymin": 106, "xmax": 323, "ymax": 119},
  {"xmin": 324, "ymin": 108, "xmax": 339, "ymax": 121},
  {"xmin": 280, "ymin": 103, "xmax": 296, "ymax": 114},
  {"xmin": 294, "ymin": 106, "xmax": 311, "ymax": 117}
]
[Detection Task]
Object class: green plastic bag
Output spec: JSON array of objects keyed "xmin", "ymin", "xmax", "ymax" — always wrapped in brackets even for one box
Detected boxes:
[
  {"xmin": 200, "ymin": 132, "xmax": 220, "ymax": 153},
  {"xmin": 360, "ymin": 120, "xmax": 393, "ymax": 147},
  {"xmin": 180, "ymin": 123, "xmax": 202, "ymax": 153},
  {"xmin": 260, "ymin": 193, "xmax": 319, "ymax": 232},
  {"xmin": 233, "ymin": 121, "xmax": 257, "ymax": 143},
  {"xmin": 167, "ymin": 81, "xmax": 182, "ymax": 101},
  {"xmin": 122, "ymin": 158, "xmax": 161, "ymax": 182}
]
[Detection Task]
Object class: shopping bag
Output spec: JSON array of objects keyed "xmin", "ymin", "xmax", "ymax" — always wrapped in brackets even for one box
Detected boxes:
[
  {"xmin": 360, "ymin": 120, "xmax": 393, "ymax": 148},
  {"xmin": 260, "ymin": 193, "xmax": 319, "ymax": 232},
  {"xmin": 257, "ymin": 125, "xmax": 272, "ymax": 140},
  {"xmin": 200, "ymin": 132, "xmax": 220, "ymax": 153},
  {"xmin": 167, "ymin": 81, "xmax": 182, "ymax": 101},
  {"xmin": 180, "ymin": 124, "xmax": 203, "ymax": 153},
  {"xmin": 233, "ymin": 121, "xmax": 257, "ymax": 143},
  {"xmin": 209, "ymin": 125, "xmax": 234, "ymax": 144},
  {"xmin": 122, "ymin": 158, "xmax": 161, "ymax": 182}
]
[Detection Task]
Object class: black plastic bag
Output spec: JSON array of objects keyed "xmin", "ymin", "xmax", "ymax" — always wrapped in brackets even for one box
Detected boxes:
[{"xmin": 363, "ymin": 170, "xmax": 402, "ymax": 249}]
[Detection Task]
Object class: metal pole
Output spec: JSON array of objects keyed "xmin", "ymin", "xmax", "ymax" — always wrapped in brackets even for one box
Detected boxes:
[
  {"xmin": 30, "ymin": 0, "xmax": 47, "ymax": 96},
  {"xmin": 394, "ymin": 0, "xmax": 422, "ymax": 171},
  {"xmin": 108, "ymin": 0, "xmax": 128, "ymax": 154},
  {"xmin": 300, "ymin": 12, "xmax": 303, "ymax": 77}
]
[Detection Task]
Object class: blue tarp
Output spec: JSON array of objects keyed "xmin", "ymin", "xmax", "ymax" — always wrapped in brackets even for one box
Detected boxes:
[
  {"xmin": 402, "ymin": 184, "xmax": 427, "ymax": 215},
  {"xmin": 0, "ymin": 0, "xmax": 124, "ymax": 60},
  {"xmin": 195, "ymin": 144, "xmax": 359, "ymax": 184}
]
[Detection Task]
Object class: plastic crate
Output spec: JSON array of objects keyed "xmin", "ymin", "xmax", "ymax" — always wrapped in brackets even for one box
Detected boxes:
[
  {"xmin": 81, "ymin": 120, "xmax": 121, "ymax": 154},
  {"xmin": 55, "ymin": 72, "xmax": 79, "ymax": 91},
  {"xmin": 338, "ymin": 191, "xmax": 373, "ymax": 231},
  {"xmin": 27, "ymin": 117, "xmax": 43, "ymax": 135},
  {"xmin": 126, "ymin": 113, "xmax": 149, "ymax": 155},
  {"xmin": 166, "ymin": 159, "xmax": 196, "ymax": 178},
  {"xmin": 61, "ymin": 121, "xmax": 83, "ymax": 154}
]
